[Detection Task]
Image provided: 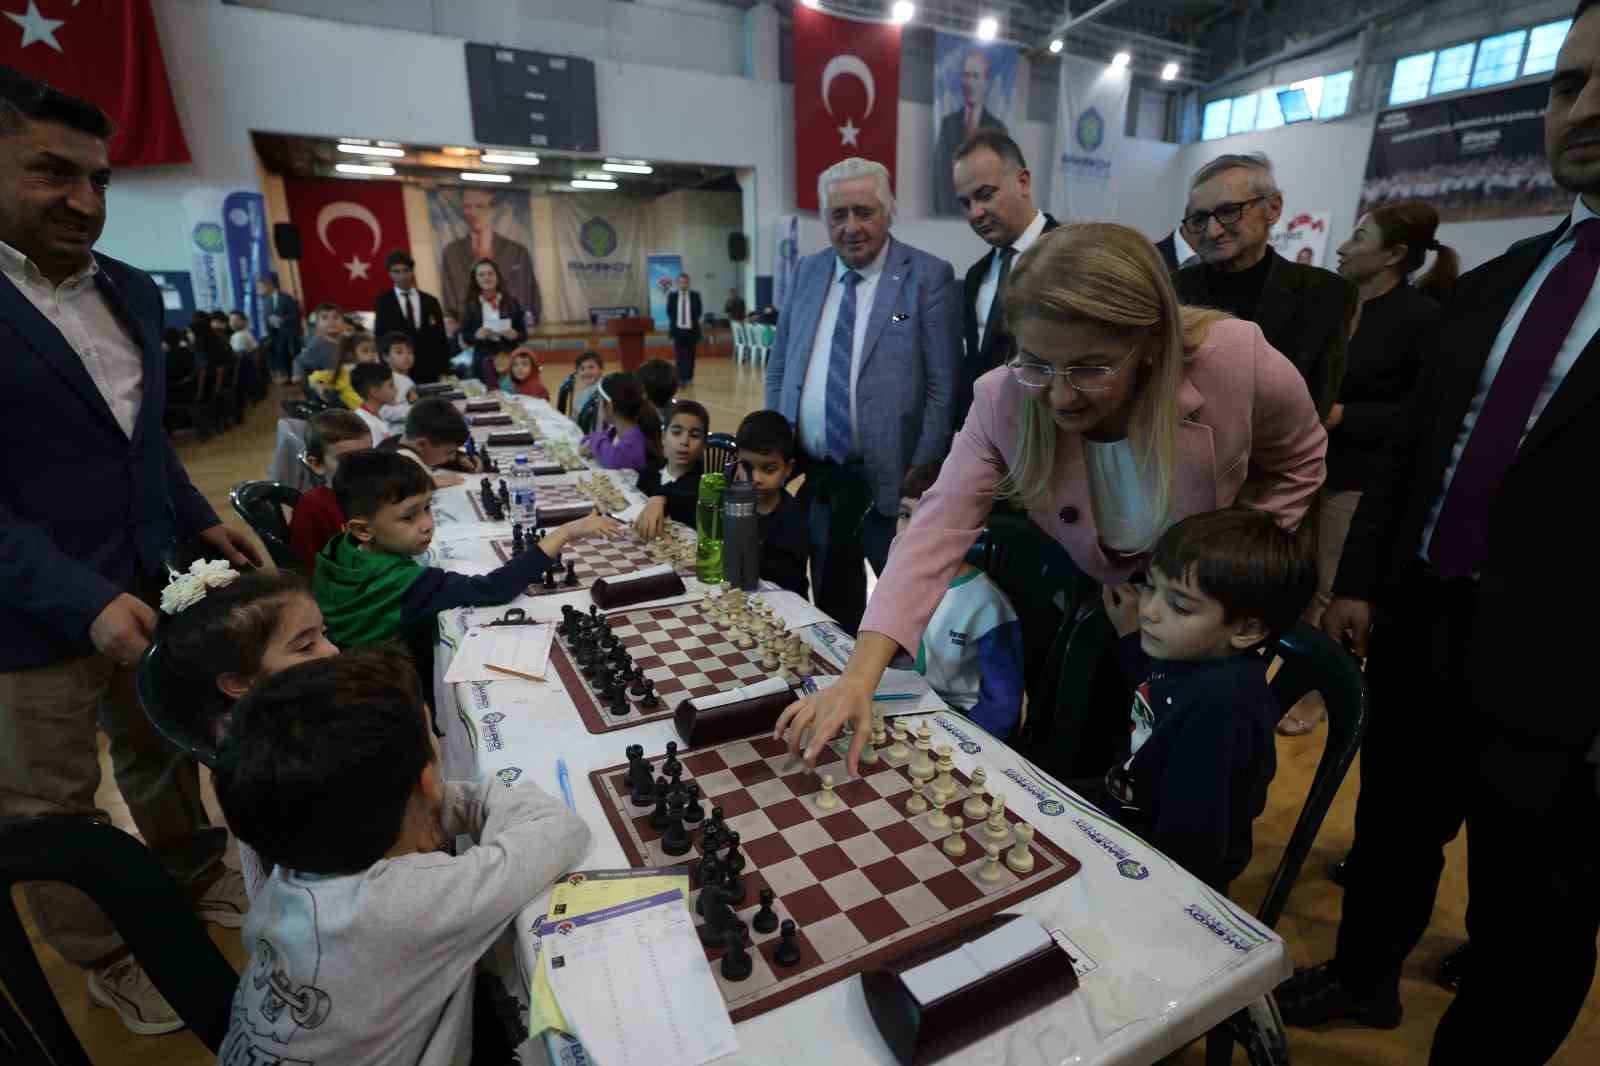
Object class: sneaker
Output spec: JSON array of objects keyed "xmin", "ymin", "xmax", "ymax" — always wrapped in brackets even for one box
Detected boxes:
[
  {"xmin": 1276, "ymin": 962, "xmax": 1403, "ymax": 1029},
  {"xmin": 194, "ymin": 867, "xmax": 248, "ymax": 928},
  {"xmin": 88, "ymin": 956, "xmax": 184, "ymax": 1036}
]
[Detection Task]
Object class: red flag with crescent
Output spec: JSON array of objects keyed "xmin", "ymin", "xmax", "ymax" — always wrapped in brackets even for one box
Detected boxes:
[
  {"xmin": 793, "ymin": 5, "xmax": 901, "ymax": 212},
  {"xmin": 282, "ymin": 176, "xmax": 411, "ymax": 311}
]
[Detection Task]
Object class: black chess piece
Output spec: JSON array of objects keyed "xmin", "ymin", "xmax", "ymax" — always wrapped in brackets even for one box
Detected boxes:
[
  {"xmin": 497, "ymin": 481, "xmax": 510, "ymax": 512},
  {"xmin": 666, "ymin": 762, "xmax": 684, "ymax": 802},
  {"xmin": 609, "ymin": 687, "xmax": 631, "ymax": 717},
  {"xmin": 701, "ymin": 806, "xmax": 727, "ymax": 851},
  {"xmin": 773, "ymin": 920, "xmax": 802, "ymax": 967},
  {"xmin": 661, "ymin": 795, "xmax": 691, "ymax": 856},
  {"xmin": 697, "ymin": 883, "xmax": 736, "ymax": 946},
  {"xmin": 542, "ymin": 562, "xmax": 558, "ymax": 590},
  {"xmin": 662, "ymin": 741, "xmax": 681, "ymax": 779},
  {"xmin": 511, "ymin": 523, "xmax": 525, "ymax": 556},
  {"xmin": 752, "ymin": 888, "xmax": 779, "ymax": 935},
  {"xmin": 639, "ymin": 679, "xmax": 660, "ymax": 710},
  {"xmin": 648, "ymin": 777, "xmax": 671, "ymax": 829},
  {"xmin": 629, "ymin": 671, "xmax": 650, "ymax": 698},
  {"xmin": 581, "ymin": 653, "xmax": 603, "ymax": 682},
  {"xmin": 628, "ymin": 754, "xmax": 654, "ymax": 808},
  {"xmin": 682, "ymin": 782, "xmax": 704, "ymax": 824},
  {"xmin": 720, "ymin": 919, "xmax": 754, "ymax": 982},
  {"xmin": 563, "ymin": 560, "xmax": 580, "ymax": 587},
  {"xmin": 695, "ymin": 847, "xmax": 724, "ymax": 895},
  {"xmin": 559, "ymin": 605, "xmax": 580, "ymax": 639},
  {"xmin": 718, "ymin": 863, "xmax": 746, "ymax": 907}
]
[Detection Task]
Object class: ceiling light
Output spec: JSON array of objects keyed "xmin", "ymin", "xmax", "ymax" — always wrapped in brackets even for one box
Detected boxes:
[
  {"xmin": 800, "ymin": 0, "xmax": 819, "ymax": 7},
  {"xmin": 572, "ymin": 179, "xmax": 619, "ymax": 190},
  {"xmin": 335, "ymin": 163, "xmax": 395, "ymax": 176},
  {"xmin": 977, "ymin": 16, "xmax": 998, "ymax": 40},
  {"xmin": 461, "ymin": 171, "xmax": 512, "ymax": 183},
  {"xmin": 480, "ymin": 152, "xmax": 541, "ymax": 166},
  {"xmin": 1162, "ymin": 61, "xmax": 1180, "ymax": 81},
  {"xmin": 375, "ymin": 140, "xmax": 402, "ymax": 148},
  {"xmin": 602, "ymin": 162, "xmax": 653, "ymax": 174},
  {"xmin": 1111, "ymin": 51, "xmax": 1131, "ymax": 70},
  {"xmin": 1049, "ymin": 39, "xmax": 1063, "ymax": 54},
  {"xmin": 891, "ymin": 2, "xmax": 914, "ymax": 25},
  {"xmin": 441, "ymin": 146, "xmax": 478, "ymax": 157},
  {"xmin": 337, "ymin": 143, "xmax": 403, "ymax": 158}
]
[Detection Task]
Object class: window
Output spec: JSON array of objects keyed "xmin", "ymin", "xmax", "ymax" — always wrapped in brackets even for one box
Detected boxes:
[
  {"xmin": 1472, "ymin": 30, "xmax": 1526, "ymax": 87},
  {"xmin": 1255, "ymin": 87, "xmax": 1285, "ymax": 130},
  {"xmin": 1229, "ymin": 92, "xmax": 1259, "ymax": 134},
  {"xmin": 1523, "ymin": 20, "xmax": 1570, "ymax": 76},
  {"xmin": 1320, "ymin": 70, "xmax": 1353, "ymax": 117},
  {"xmin": 1390, "ymin": 51, "xmax": 1436, "ymax": 104},
  {"xmin": 1430, "ymin": 43, "xmax": 1476, "ymax": 95},
  {"xmin": 1201, "ymin": 98, "xmax": 1232, "ymax": 141}
]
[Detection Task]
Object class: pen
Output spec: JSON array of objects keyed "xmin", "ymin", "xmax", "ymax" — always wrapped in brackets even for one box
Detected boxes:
[
  {"xmin": 872, "ymin": 692, "xmax": 918, "ymax": 703},
  {"xmin": 556, "ymin": 758, "xmax": 577, "ymax": 811}
]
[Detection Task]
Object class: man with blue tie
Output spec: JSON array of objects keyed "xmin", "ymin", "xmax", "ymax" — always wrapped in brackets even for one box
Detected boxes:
[{"xmin": 765, "ymin": 157, "xmax": 960, "ymax": 631}]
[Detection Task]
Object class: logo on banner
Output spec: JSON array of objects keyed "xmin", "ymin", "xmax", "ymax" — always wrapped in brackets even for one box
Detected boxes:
[
  {"xmin": 1076, "ymin": 107, "xmax": 1106, "ymax": 152},
  {"xmin": 315, "ymin": 201, "xmax": 383, "ymax": 281},
  {"xmin": 494, "ymin": 766, "xmax": 522, "ymax": 786},
  {"xmin": 191, "ymin": 223, "xmax": 224, "ymax": 253},
  {"xmin": 481, "ymin": 711, "xmax": 506, "ymax": 752},
  {"xmin": 579, "ymin": 216, "xmax": 617, "ymax": 257},
  {"xmin": 822, "ymin": 55, "xmax": 877, "ymax": 147}
]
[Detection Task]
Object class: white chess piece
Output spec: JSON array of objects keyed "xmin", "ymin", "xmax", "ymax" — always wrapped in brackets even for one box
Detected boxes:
[
  {"xmin": 859, "ymin": 724, "xmax": 880, "ymax": 765},
  {"xmin": 963, "ymin": 768, "xmax": 991, "ymax": 822},
  {"xmin": 942, "ymin": 816, "xmax": 967, "ymax": 857},
  {"xmin": 762, "ymin": 648, "xmax": 781, "ymax": 671},
  {"xmin": 931, "ymin": 746, "xmax": 957, "ymax": 806},
  {"xmin": 816, "ymin": 773, "xmax": 839, "ymax": 810},
  {"xmin": 984, "ymin": 798, "xmax": 1011, "ymax": 845},
  {"xmin": 905, "ymin": 776, "xmax": 929, "ymax": 814},
  {"xmin": 736, "ymin": 627, "xmax": 755, "ymax": 650},
  {"xmin": 927, "ymin": 797, "xmax": 949, "ymax": 831},
  {"xmin": 886, "ymin": 720, "xmax": 910, "ymax": 764},
  {"xmin": 1006, "ymin": 823, "xmax": 1035, "ymax": 873},
  {"xmin": 978, "ymin": 842, "xmax": 1004, "ymax": 883},
  {"xmin": 908, "ymin": 724, "xmax": 936, "ymax": 781}
]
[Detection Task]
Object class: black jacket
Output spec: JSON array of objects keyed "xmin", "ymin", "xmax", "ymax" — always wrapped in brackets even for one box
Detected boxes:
[
  {"xmin": 667, "ymin": 290, "xmax": 703, "ymax": 341},
  {"xmin": 757, "ymin": 491, "xmax": 809, "ymax": 599},
  {"xmin": 1334, "ymin": 220, "xmax": 1600, "ymax": 751},
  {"xmin": 460, "ymin": 294, "xmax": 528, "ymax": 355},
  {"xmin": 1175, "ymin": 248, "xmax": 1357, "ymax": 419},
  {"xmin": 374, "ymin": 287, "xmax": 452, "ymax": 384},
  {"xmin": 957, "ymin": 213, "xmax": 1059, "ymax": 423}
]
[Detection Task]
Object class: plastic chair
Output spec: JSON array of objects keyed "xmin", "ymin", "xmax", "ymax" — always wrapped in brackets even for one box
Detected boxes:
[
  {"xmin": 702, "ymin": 433, "xmax": 738, "ymax": 479},
  {"xmin": 136, "ymin": 642, "xmax": 224, "ymax": 770},
  {"xmin": 0, "ymin": 815, "xmax": 239, "ymax": 1061},
  {"xmin": 229, "ymin": 479, "xmax": 302, "ymax": 571},
  {"xmin": 280, "ymin": 399, "xmax": 319, "ymax": 421},
  {"xmin": 556, "ymin": 374, "xmax": 576, "ymax": 417}
]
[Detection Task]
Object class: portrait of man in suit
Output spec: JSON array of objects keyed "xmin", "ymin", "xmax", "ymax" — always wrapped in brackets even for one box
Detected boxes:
[
  {"xmin": 934, "ymin": 49, "xmax": 1010, "ymax": 215},
  {"xmin": 437, "ymin": 188, "xmax": 542, "ymax": 329}
]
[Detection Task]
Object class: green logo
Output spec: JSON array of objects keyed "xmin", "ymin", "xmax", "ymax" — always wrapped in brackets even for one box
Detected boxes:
[
  {"xmin": 1076, "ymin": 107, "xmax": 1105, "ymax": 152},
  {"xmin": 579, "ymin": 216, "xmax": 618, "ymax": 258},
  {"xmin": 191, "ymin": 223, "xmax": 225, "ymax": 253}
]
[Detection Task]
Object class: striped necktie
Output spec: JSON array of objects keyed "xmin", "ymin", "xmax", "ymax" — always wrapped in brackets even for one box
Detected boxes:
[{"xmin": 825, "ymin": 270, "xmax": 862, "ymax": 464}]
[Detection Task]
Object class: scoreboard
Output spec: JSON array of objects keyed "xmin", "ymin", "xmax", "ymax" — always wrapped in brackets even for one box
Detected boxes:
[{"xmin": 465, "ymin": 42, "xmax": 600, "ymax": 153}]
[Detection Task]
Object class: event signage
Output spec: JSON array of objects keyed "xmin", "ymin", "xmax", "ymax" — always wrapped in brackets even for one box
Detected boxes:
[{"xmin": 1052, "ymin": 56, "xmax": 1130, "ymax": 223}]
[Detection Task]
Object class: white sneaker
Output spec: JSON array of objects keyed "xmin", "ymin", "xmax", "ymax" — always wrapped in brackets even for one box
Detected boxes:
[
  {"xmin": 88, "ymin": 956, "xmax": 184, "ymax": 1036},
  {"xmin": 194, "ymin": 867, "xmax": 248, "ymax": 928}
]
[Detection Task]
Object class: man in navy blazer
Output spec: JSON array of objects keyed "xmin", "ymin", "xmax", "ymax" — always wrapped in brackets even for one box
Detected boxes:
[
  {"xmin": 765, "ymin": 158, "xmax": 960, "ymax": 630},
  {"xmin": 0, "ymin": 67, "xmax": 261, "ymax": 1034}
]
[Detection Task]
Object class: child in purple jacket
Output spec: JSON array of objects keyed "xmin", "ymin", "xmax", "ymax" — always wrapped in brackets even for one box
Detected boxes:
[{"xmin": 581, "ymin": 372, "xmax": 664, "ymax": 478}]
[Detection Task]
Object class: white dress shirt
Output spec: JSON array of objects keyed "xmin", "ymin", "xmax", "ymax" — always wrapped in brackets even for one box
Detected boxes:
[
  {"xmin": 1419, "ymin": 198, "xmax": 1598, "ymax": 561},
  {"xmin": 395, "ymin": 287, "xmax": 418, "ymax": 328},
  {"xmin": 0, "ymin": 239, "xmax": 144, "ymax": 439},
  {"xmin": 677, "ymin": 290, "xmax": 691, "ymax": 329},
  {"xmin": 976, "ymin": 210, "xmax": 1047, "ymax": 348},
  {"xmin": 355, "ymin": 406, "xmax": 388, "ymax": 446},
  {"xmin": 798, "ymin": 243, "xmax": 889, "ymax": 462}
]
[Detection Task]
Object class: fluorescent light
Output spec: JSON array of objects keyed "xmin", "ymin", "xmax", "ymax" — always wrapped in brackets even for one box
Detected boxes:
[
  {"xmin": 1111, "ymin": 51, "xmax": 1131, "ymax": 70},
  {"xmin": 480, "ymin": 152, "xmax": 541, "ymax": 166},
  {"xmin": 602, "ymin": 161, "xmax": 653, "ymax": 174},
  {"xmin": 800, "ymin": 0, "xmax": 819, "ymax": 7},
  {"xmin": 441, "ymin": 146, "xmax": 478, "ymax": 157},
  {"xmin": 1162, "ymin": 61, "xmax": 1180, "ymax": 81},
  {"xmin": 1049, "ymin": 39, "xmax": 1063, "ymax": 54},
  {"xmin": 337, "ymin": 143, "xmax": 403, "ymax": 158},
  {"xmin": 461, "ymin": 171, "xmax": 512, "ymax": 183},
  {"xmin": 572, "ymin": 179, "xmax": 619, "ymax": 190},
  {"xmin": 335, "ymin": 162, "xmax": 395, "ymax": 176},
  {"xmin": 891, "ymin": 1, "xmax": 914, "ymax": 25},
  {"xmin": 976, "ymin": 16, "xmax": 998, "ymax": 40}
]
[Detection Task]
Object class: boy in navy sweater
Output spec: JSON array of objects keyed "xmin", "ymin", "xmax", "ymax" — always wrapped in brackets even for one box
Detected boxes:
[
  {"xmin": 735, "ymin": 410, "xmax": 809, "ymax": 599},
  {"xmin": 1092, "ymin": 507, "xmax": 1315, "ymax": 891}
]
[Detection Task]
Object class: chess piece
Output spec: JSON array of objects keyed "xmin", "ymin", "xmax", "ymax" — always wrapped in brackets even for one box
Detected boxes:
[
  {"xmin": 942, "ymin": 816, "xmax": 967, "ymax": 857},
  {"xmin": 511, "ymin": 523, "xmax": 525, "ymax": 555},
  {"xmin": 773, "ymin": 919, "xmax": 802, "ymax": 968},
  {"xmin": 815, "ymin": 774, "xmax": 839, "ymax": 811},
  {"xmin": 735, "ymin": 626, "xmax": 754, "ymax": 650},
  {"xmin": 931, "ymin": 746, "xmax": 957, "ymax": 806},
  {"xmin": 908, "ymin": 724, "xmax": 936, "ymax": 781},
  {"xmin": 498, "ymin": 480, "xmax": 510, "ymax": 512},
  {"xmin": 563, "ymin": 560, "xmax": 579, "ymax": 587},
  {"xmin": 648, "ymin": 778, "xmax": 671, "ymax": 830},
  {"xmin": 858, "ymin": 724, "xmax": 879, "ymax": 766},
  {"xmin": 905, "ymin": 776, "xmax": 929, "ymax": 814},
  {"xmin": 630, "ymin": 671, "xmax": 650, "ymax": 698},
  {"xmin": 662, "ymin": 741, "xmax": 681, "ymax": 779},
  {"xmin": 927, "ymin": 796, "xmax": 949, "ymax": 831},
  {"xmin": 695, "ymin": 849, "xmax": 723, "ymax": 894},
  {"xmin": 978, "ymin": 842, "xmax": 1005, "ymax": 883},
  {"xmin": 963, "ymin": 768, "xmax": 991, "ymax": 821},
  {"xmin": 752, "ymin": 888, "xmax": 779, "ymax": 935},
  {"xmin": 627, "ymin": 745, "xmax": 654, "ymax": 808},
  {"xmin": 718, "ymin": 857, "xmax": 746, "ymax": 906},
  {"xmin": 541, "ymin": 562, "xmax": 559, "ymax": 591},
  {"xmin": 682, "ymin": 782, "xmax": 705, "ymax": 824},
  {"xmin": 762, "ymin": 647, "xmax": 780, "ymax": 671},
  {"xmin": 639, "ymin": 678, "xmax": 660, "ymax": 709},
  {"xmin": 984, "ymin": 803, "xmax": 1011, "ymax": 846},
  {"xmin": 661, "ymin": 795, "xmax": 691, "ymax": 856},
  {"xmin": 885, "ymin": 720, "xmax": 910, "ymax": 765},
  {"xmin": 701, "ymin": 807, "xmax": 727, "ymax": 852},
  {"xmin": 1006, "ymin": 823, "xmax": 1036, "ymax": 874},
  {"xmin": 720, "ymin": 920, "xmax": 754, "ymax": 982},
  {"xmin": 609, "ymin": 688, "xmax": 630, "ymax": 717},
  {"xmin": 796, "ymin": 645, "xmax": 814, "ymax": 678}
]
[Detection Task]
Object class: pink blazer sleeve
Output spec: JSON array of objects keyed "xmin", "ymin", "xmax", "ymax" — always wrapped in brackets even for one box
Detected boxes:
[{"xmin": 1233, "ymin": 326, "xmax": 1327, "ymax": 530}]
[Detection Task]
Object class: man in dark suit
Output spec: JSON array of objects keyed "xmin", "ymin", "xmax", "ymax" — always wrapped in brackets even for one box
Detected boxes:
[
  {"xmin": 934, "ymin": 50, "xmax": 1008, "ymax": 216},
  {"xmin": 1153, "ymin": 229, "xmax": 1195, "ymax": 275},
  {"xmin": 255, "ymin": 269, "xmax": 300, "ymax": 382},
  {"xmin": 1277, "ymin": 10, "xmax": 1600, "ymax": 1061},
  {"xmin": 0, "ymin": 67, "xmax": 262, "ymax": 1035},
  {"xmin": 373, "ymin": 250, "xmax": 451, "ymax": 384},
  {"xmin": 1174, "ymin": 153, "xmax": 1355, "ymax": 418},
  {"xmin": 666, "ymin": 272, "xmax": 703, "ymax": 386},
  {"xmin": 950, "ymin": 129, "xmax": 1057, "ymax": 426}
]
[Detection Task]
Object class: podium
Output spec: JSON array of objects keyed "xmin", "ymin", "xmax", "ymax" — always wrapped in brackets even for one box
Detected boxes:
[{"xmin": 605, "ymin": 316, "xmax": 655, "ymax": 371}]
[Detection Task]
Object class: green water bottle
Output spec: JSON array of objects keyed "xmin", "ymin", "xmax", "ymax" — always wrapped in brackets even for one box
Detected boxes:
[{"xmin": 696, "ymin": 472, "xmax": 726, "ymax": 584}]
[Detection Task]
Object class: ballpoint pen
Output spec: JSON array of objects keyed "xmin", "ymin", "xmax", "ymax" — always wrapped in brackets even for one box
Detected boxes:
[{"xmin": 556, "ymin": 757, "xmax": 576, "ymax": 810}]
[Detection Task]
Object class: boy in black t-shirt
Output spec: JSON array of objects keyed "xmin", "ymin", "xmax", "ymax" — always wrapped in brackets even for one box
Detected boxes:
[
  {"xmin": 1092, "ymin": 507, "xmax": 1315, "ymax": 891},
  {"xmin": 734, "ymin": 411, "xmax": 809, "ymax": 599}
]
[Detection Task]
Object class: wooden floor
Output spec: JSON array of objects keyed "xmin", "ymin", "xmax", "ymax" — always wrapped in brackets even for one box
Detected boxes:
[{"xmin": 21, "ymin": 353, "xmax": 1597, "ymax": 1065}]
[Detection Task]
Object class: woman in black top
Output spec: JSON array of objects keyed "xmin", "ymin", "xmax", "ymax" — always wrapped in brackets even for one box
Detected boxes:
[
  {"xmin": 459, "ymin": 258, "xmax": 528, "ymax": 377},
  {"xmin": 1279, "ymin": 200, "xmax": 1456, "ymax": 734}
]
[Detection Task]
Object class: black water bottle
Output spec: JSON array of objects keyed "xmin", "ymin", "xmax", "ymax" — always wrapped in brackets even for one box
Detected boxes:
[{"xmin": 722, "ymin": 459, "xmax": 760, "ymax": 591}]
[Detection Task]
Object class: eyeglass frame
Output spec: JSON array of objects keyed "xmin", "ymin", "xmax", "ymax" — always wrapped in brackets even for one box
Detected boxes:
[
  {"xmin": 1007, "ymin": 343, "xmax": 1141, "ymax": 394},
  {"xmin": 1180, "ymin": 195, "xmax": 1271, "ymax": 236}
]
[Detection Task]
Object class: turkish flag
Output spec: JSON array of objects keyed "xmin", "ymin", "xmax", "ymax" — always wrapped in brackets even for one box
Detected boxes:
[
  {"xmin": 793, "ymin": 6, "xmax": 900, "ymax": 212},
  {"xmin": 282, "ymin": 177, "xmax": 411, "ymax": 312},
  {"xmin": 2, "ymin": 0, "xmax": 189, "ymax": 167}
]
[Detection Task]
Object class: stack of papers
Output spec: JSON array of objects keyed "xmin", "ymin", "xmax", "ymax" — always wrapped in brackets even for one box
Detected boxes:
[{"xmin": 441, "ymin": 623, "xmax": 554, "ymax": 684}]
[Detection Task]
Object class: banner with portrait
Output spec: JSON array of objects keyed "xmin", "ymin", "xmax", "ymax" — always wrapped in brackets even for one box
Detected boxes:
[
  {"xmin": 1361, "ymin": 82, "xmax": 1571, "ymax": 222},
  {"xmin": 553, "ymin": 196, "xmax": 646, "ymax": 323},
  {"xmin": 1270, "ymin": 210, "xmax": 1333, "ymax": 268},
  {"xmin": 1052, "ymin": 56, "xmax": 1130, "ymax": 224},
  {"xmin": 931, "ymin": 33, "xmax": 1020, "ymax": 215},
  {"xmin": 426, "ymin": 188, "xmax": 542, "ymax": 325}
]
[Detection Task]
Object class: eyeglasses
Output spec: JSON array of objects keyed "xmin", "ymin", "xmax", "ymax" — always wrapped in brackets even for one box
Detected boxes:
[
  {"xmin": 1007, "ymin": 344, "xmax": 1139, "ymax": 393},
  {"xmin": 1180, "ymin": 196, "xmax": 1268, "ymax": 236}
]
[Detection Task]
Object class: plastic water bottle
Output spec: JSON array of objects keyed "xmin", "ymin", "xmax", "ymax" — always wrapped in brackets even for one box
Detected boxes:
[
  {"xmin": 509, "ymin": 455, "xmax": 539, "ymax": 524},
  {"xmin": 695, "ymin": 471, "xmax": 726, "ymax": 584},
  {"xmin": 722, "ymin": 461, "xmax": 760, "ymax": 592}
]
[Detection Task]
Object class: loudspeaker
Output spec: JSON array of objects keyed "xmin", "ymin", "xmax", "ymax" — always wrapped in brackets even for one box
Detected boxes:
[
  {"xmin": 728, "ymin": 232, "xmax": 748, "ymax": 262},
  {"xmin": 273, "ymin": 223, "xmax": 303, "ymax": 261}
]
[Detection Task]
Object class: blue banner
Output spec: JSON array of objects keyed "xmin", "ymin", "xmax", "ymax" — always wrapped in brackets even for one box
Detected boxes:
[
  {"xmin": 645, "ymin": 253, "xmax": 683, "ymax": 329},
  {"xmin": 222, "ymin": 190, "xmax": 272, "ymax": 335}
]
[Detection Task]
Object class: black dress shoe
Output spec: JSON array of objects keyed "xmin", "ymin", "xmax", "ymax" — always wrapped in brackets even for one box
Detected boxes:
[
  {"xmin": 1436, "ymin": 942, "xmax": 1472, "ymax": 993},
  {"xmin": 1276, "ymin": 962, "xmax": 1403, "ymax": 1029},
  {"xmin": 1327, "ymin": 857, "xmax": 1348, "ymax": 886}
]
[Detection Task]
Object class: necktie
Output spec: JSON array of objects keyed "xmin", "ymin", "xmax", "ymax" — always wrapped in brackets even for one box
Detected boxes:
[
  {"xmin": 983, "ymin": 246, "xmax": 1017, "ymax": 365},
  {"xmin": 680, "ymin": 292, "xmax": 689, "ymax": 328},
  {"xmin": 1428, "ymin": 219, "xmax": 1600, "ymax": 577},
  {"xmin": 825, "ymin": 270, "xmax": 862, "ymax": 464}
]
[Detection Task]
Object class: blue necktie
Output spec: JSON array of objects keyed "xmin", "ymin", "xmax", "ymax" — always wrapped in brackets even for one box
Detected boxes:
[{"xmin": 826, "ymin": 270, "xmax": 861, "ymax": 464}]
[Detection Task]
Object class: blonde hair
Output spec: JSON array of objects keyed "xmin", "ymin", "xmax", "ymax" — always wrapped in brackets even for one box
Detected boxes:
[{"xmin": 998, "ymin": 223, "xmax": 1229, "ymax": 534}]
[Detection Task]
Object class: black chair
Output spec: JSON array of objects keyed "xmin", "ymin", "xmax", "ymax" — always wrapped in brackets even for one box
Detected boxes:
[
  {"xmin": 136, "ymin": 642, "xmax": 223, "ymax": 770},
  {"xmin": 556, "ymin": 373, "xmax": 575, "ymax": 417},
  {"xmin": 229, "ymin": 480, "xmax": 302, "ymax": 571},
  {"xmin": 702, "ymin": 433, "xmax": 738, "ymax": 479},
  {"xmin": 280, "ymin": 399, "xmax": 319, "ymax": 421},
  {"xmin": 0, "ymin": 816, "xmax": 238, "ymax": 1061}
]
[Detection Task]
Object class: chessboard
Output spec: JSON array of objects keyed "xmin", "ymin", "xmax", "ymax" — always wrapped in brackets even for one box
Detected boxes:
[
  {"xmin": 589, "ymin": 730, "xmax": 1082, "ymax": 1023},
  {"xmin": 468, "ymin": 473, "xmax": 628, "ymax": 524},
  {"xmin": 551, "ymin": 595, "xmax": 837, "ymax": 735},
  {"xmin": 490, "ymin": 525, "xmax": 696, "ymax": 596}
]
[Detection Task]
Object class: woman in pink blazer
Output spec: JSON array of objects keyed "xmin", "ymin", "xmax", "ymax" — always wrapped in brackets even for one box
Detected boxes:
[{"xmin": 777, "ymin": 223, "xmax": 1327, "ymax": 771}]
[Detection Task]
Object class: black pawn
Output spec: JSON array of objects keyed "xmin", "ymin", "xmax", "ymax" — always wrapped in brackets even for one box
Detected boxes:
[
  {"xmin": 662, "ymin": 741, "xmax": 681, "ymax": 778},
  {"xmin": 639, "ymin": 678, "xmax": 660, "ymax": 709},
  {"xmin": 720, "ymin": 920, "xmax": 753, "ymax": 982},
  {"xmin": 559, "ymin": 605, "xmax": 580, "ymax": 639},
  {"xmin": 563, "ymin": 560, "xmax": 580, "ymax": 587},
  {"xmin": 511, "ymin": 523, "xmax": 525, "ymax": 555},
  {"xmin": 773, "ymin": 920, "xmax": 802, "ymax": 967},
  {"xmin": 752, "ymin": 888, "xmax": 779, "ymax": 935},
  {"xmin": 648, "ymin": 777, "xmax": 671, "ymax": 829},
  {"xmin": 609, "ymin": 687, "xmax": 631, "ymax": 717},
  {"xmin": 661, "ymin": 796, "xmax": 691, "ymax": 856},
  {"xmin": 497, "ymin": 480, "xmax": 510, "ymax": 511},
  {"xmin": 629, "ymin": 671, "xmax": 650, "ymax": 698},
  {"xmin": 695, "ymin": 849, "xmax": 724, "ymax": 896},
  {"xmin": 682, "ymin": 782, "xmax": 705, "ymax": 824},
  {"xmin": 542, "ymin": 562, "xmax": 559, "ymax": 590}
]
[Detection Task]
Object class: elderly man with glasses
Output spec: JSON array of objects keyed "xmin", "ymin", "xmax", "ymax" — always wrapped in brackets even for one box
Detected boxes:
[{"xmin": 1174, "ymin": 153, "xmax": 1356, "ymax": 418}]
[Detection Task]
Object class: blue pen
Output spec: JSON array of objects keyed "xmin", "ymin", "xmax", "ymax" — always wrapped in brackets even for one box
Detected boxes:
[
  {"xmin": 555, "ymin": 758, "xmax": 576, "ymax": 810},
  {"xmin": 872, "ymin": 692, "xmax": 918, "ymax": 703}
]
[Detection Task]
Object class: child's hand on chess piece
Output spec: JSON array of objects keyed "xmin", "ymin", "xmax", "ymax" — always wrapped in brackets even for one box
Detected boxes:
[
  {"xmin": 1101, "ymin": 581, "xmax": 1142, "ymax": 638},
  {"xmin": 538, "ymin": 510, "xmax": 625, "ymax": 557},
  {"xmin": 633, "ymin": 497, "xmax": 669, "ymax": 540}
]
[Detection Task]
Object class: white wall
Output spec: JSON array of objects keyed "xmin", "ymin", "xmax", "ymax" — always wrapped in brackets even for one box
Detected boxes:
[{"xmin": 642, "ymin": 188, "xmax": 744, "ymax": 302}]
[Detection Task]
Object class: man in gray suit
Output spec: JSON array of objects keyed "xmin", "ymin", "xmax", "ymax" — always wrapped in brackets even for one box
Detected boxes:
[{"xmin": 765, "ymin": 157, "xmax": 960, "ymax": 631}]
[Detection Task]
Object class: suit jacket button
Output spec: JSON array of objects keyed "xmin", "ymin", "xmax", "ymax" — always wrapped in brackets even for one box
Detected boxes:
[{"xmin": 1059, "ymin": 506, "xmax": 1078, "ymax": 523}]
